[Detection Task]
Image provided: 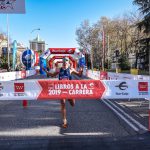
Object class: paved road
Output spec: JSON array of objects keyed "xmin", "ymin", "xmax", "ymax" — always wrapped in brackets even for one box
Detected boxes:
[
  {"xmin": 114, "ymin": 99, "xmax": 149, "ymax": 128},
  {"xmin": 0, "ymin": 74, "xmax": 149, "ymax": 150}
]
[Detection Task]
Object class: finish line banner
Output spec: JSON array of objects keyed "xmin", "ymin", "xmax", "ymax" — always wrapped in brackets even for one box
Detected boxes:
[
  {"xmin": 0, "ymin": 80, "xmax": 149, "ymax": 100},
  {"xmin": 0, "ymin": 0, "xmax": 25, "ymax": 14},
  {"xmin": 38, "ymin": 80, "xmax": 105, "ymax": 99}
]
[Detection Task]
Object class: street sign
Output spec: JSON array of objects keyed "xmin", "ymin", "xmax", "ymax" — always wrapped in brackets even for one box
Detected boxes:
[
  {"xmin": 0, "ymin": 0, "xmax": 25, "ymax": 14},
  {"xmin": 21, "ymin": 49, "xmax": 35, "ymax": 70}
]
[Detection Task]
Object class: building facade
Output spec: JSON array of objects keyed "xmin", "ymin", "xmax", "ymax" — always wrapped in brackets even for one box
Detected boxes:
[{"xmin": 29, "ymin": 35, "xmax": 45, "ymax": 53}]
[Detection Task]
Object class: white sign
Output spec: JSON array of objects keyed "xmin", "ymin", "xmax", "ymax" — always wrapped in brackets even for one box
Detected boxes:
[
  {"xmin": 0, "ymin": 70, "xmax": 36, "ymax": 81},
  {"xmin": 103, "ymin": 80, "xmax": 150, "ymax": 99},
  {"xmin": 0, "ymin": 0, "xmax": 25, "ymax": 14}
]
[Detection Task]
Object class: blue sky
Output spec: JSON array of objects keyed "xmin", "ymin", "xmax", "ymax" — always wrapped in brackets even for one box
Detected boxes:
[{"xmin": 0, "ymin": 0, "xmax": 137, "ymax": 49}]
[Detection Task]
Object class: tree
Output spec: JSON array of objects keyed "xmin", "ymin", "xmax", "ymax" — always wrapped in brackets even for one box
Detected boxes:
[
  {"xmin": 0, "ymin": 33, "xmax": 6, "ymax": 47},
  {"xmin": 76, "ymin": 11, "xmax": 147, "ymax": 70},
  {"xmin": 0, "ymin": 33, "xmax": 6, "ymax": 69},
  {"xmin": 76, "ymin": 20, "xmax": 94, "ymax": 69},
  {"xmin": 133, "ymin": 0, "xmax": 150, "ymax": 33},
  {"xmin": 76, "ymin": 20, "xmax": 91, "ymax": 52},
  {"xmin": 0, "ymin": 33, "xmax": 12, "ymax": 70},
  {"xmin": 119, "ymin": 53, "xmax": 130, "ymax": 70},
  {"xmin": 133, "ymin": 0, "xmax": 150, "ymax": 14},
  {"xmin": 133, "ymin": 0, "xmax": 150, "ymax": 73}
]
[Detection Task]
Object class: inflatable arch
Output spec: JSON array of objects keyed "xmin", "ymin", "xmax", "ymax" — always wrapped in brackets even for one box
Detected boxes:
[
  {"xmin": 40, "ymin": 48, "xmax": 83, "ymax": 74},
  {"xmin": 48, "ymin": 55, "xmax": 77, "ymax": 69}
]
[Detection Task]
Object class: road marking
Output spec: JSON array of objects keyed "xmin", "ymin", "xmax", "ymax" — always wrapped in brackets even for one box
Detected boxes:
[
  {"xmin": 64, "ymin": 132, "xmax": 110, "ymax": 136},
  {"xmin": 102, "ymin": 99, "xmax": 139, "ymax": 132},
  {"xmin": 105, "ymin": 99, "xmax": 148, "ymax": 131}
]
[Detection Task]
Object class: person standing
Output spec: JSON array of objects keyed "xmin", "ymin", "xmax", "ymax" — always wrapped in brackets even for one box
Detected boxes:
[{"xmin": 43, "ymin": 57, "xmax": 83, "ymax": 128}]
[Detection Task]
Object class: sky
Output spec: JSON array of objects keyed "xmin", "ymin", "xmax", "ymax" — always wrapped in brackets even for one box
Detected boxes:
[{"xmin": 0, "ymin": 0, "xmax": 138, "ymax": 49}]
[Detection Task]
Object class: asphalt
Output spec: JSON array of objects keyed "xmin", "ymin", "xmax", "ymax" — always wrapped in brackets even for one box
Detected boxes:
[
  {"xmin": 114, "ymin": 99, "xmax": 149, "ymax": 128},
  {"xmin": 0, "ymin": 74, "xmax": 149, "ymax": 150},
  {"xmin": 0, "ymin": 99, "xmax": 130, "ymax": 138},
  {"xmin": 0, "ymin": 132, "xmax": 150, "ymax": 150}
]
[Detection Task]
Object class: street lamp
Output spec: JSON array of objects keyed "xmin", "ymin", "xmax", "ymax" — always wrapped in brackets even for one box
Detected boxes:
[
  {"xmin": 7, "ymin": 15, "xmax": 10, "ymax": 71},
  {"xmin": 31, "ymin": 28, "xmax": 40, "ymax": 34},
  {"xmin": 26, "ymin": 28, "xmax": 41, "ymax": 70},
  {"xmin": 30, "ymin": 28, "xmax": 41, "ymax": 50},
  {"xmin": 102, "ymin": 29, "xmax": 105, "ymax": 71},
  {"xmin": 97, "ymin": 28, "xmax": 105, "ymax": 71}
]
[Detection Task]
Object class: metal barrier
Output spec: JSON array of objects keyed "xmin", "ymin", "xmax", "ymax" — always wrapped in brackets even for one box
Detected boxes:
[{"xmin": 0, "ymin": 70, "xmax": 36, "ymax": 81}]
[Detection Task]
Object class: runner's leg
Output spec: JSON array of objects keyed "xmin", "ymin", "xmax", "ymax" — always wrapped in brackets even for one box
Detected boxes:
[
  {"xmin": 68, "ymin": 99, "xmax": 75, "ymax": 107},
  {"xmin": 60, "ymin": 99, "xmax": 67, "ymax": 127}
]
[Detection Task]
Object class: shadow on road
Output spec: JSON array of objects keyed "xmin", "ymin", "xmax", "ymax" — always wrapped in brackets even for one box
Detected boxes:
[{"xmin": 0, "ymin": 100, "xmax": 150, "ymax": 149}]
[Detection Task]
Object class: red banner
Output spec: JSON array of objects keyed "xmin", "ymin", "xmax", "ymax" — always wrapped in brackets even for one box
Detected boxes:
[
  {"xmin": 49, "ymin": 48, "xmax": 76, "ymax": 54},
  {"xmin": 100, "ymin": 71, "xmax": 108, "ymax": 80},
  {"xmin": 38, "ymin": 80, "xmax": 106, "ymax": 100},
  {"xmin": 21, "ymin": 70, "xmax": 26, "ymax": 78},
  {"xmin": 34, "ymin": 51, "xmax": 39, "ymax": 66}
]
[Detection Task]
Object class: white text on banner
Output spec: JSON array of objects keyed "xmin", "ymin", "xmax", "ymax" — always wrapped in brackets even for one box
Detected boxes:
[{"xmin": 0, "ymin": 80, "xmax": 149, "ymax": 100}]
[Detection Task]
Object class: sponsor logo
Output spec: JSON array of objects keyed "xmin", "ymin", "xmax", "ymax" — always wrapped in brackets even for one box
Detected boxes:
[
  {"xmin": 44, "ymin": 50, "xmax": 49, "ymax": 56},
  {"xmin": 14, "ymin": 93, "xmax": 27, "ymax": 96},
  {"xmin": 115, "ymin": 82, "xmax": 129, "ymax": 96},
  {"xmin": 50, "ymin": 48, "xmax": 74, "ymax": 54},
  {"xmin": 138, "ymin": 82, "xmax": 148, "ymax": 91},
  {"xmin": 21, "ymin": 71, "xmax": 26, "ymax": 78},
  {"xmin": 138, "ymin": 82, "xmax": 148, "ymax": 95},
  {"xmin": 48, "ymin": 84, "xmax": 54, "ymax": 90},
  {"xmin": 89, "ymin": 83, "xmax": 94, "ymax": 87},
  {"xmin": 51, "ymin": 49, "xmax": 66, "ymax": 53},
  {"xmin": 68, "ymin": 49, "xmax": 73, "ymax": 53},
  {"xmin": 115, "ymin": 82, "xmax": 128, "ymax": 90},
  {"xmin": 14, "ymin": 83, "xmax": 24, "ymax": 93}
]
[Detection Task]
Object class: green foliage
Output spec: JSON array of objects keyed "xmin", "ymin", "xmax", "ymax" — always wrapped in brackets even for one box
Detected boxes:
[
  {"xmin": 0, "ymin": 56, "xmax": 7, "ymax": 68},
  {"xmin": 118, "ymin": 54, "xmax": 130, "ymax": 70},
  {"xmin": 0, "ymin": 55, "xmax": 13, "ymax": 69},
  {"xmin": 133, "ymin": 0, "xmax": 150, "ymax": 34},
  {"xmin": 38, "ymin": 50, "xmax": 42, "ymax": 55}
]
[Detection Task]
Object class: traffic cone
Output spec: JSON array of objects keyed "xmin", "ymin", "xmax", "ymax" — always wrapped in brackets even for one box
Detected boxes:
[{"xmin": 23, "ymin": 100, "xmax": 28, "ymax": 108}]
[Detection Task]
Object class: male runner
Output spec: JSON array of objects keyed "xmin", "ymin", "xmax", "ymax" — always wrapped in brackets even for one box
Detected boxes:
[{"xmin": 43, "ymin": 57, "xmax": 83, "ymax": 128}]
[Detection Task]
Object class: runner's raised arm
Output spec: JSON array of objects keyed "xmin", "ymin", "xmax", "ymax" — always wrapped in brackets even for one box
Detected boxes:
[{"xmin": 42, "ymin": 67, "xmax": 59, "ymax": 77}]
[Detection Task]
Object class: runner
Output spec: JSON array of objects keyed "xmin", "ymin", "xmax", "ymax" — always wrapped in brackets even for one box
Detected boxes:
[{"xmin": 42, "ymin": 57, "xmax": 83, "ymax": 128}]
